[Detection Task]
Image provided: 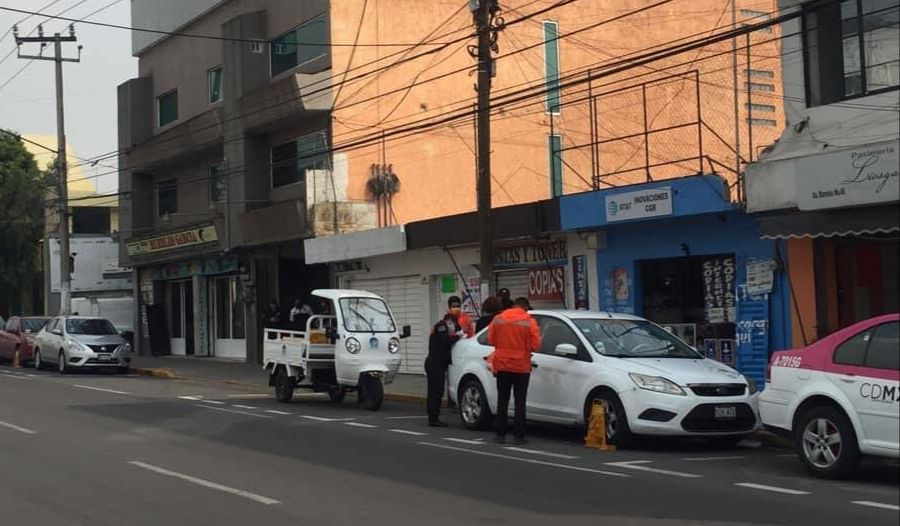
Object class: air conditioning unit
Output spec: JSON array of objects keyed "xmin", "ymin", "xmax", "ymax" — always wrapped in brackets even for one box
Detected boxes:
[{"xmin": 250, "ymin": 41, "xmax": 264, "ymax": 54}]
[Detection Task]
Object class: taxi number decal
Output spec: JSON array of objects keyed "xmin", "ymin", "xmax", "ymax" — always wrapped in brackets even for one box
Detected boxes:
[{"xmin": 773, "ymin": 355, "xmax": 802, "ymax": 368}]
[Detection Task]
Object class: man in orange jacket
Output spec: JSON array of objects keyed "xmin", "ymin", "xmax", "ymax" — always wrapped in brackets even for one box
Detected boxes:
[{"xmin": 488, "ymin": 297, "xmax": 542, "ymax": 444}]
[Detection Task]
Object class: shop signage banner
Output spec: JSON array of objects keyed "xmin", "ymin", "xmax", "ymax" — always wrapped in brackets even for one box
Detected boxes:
[
  {"xmin": 528, "ymin": 266, "xmax": 565, "ymax": 301},
  {"xmin": 605, "ymin": 186, "xmax": 673, "ymax": 223},
  {"xmin": 745, "ymin": 258, "xmax": 776, "ymax": 297},
  {"xmin": 796, "ymin": 140, "xmax": 900, "ymax": 211},
  {"xmin": 494, "ymin": 239, "xmax": 567, "ymax": 268},
  {"xmin": 150, "ymin": 255, "xmax": 238, "ymax": 281},
  {"xmin": 613, "ymin": 267, "xmax": 629, "ymax": 303},
  {"xmin": 702, "ymin": 256, "xmax": 736, "ymax": 323},
  {"xmin": 572, "ymin": 255, "xmax": 589, "ymax": 310},
  {"xmin": 127, "ymin": 225, "xmax": 218, "ymax": 257}
]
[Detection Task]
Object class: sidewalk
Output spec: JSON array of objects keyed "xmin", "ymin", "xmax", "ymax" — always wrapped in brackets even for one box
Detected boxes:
[{"xmin": 131, "ymin": 355, "xmax": 428, "ymax": 402}]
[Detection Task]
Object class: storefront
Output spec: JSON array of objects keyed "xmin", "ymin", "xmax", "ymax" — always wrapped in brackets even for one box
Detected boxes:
[{"xmin": 561, "ymin": 175, "xmax": 791, "ymax": 384}]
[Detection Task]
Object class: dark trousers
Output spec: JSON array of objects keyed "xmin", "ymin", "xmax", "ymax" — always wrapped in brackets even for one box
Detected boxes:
[
  {"xmin": 425, "ymin": 358, "xmax": 447, "ymax": 422},
  {"xmin": 495, "ymin": 371, "xmax": 530, "ymax": 438}
]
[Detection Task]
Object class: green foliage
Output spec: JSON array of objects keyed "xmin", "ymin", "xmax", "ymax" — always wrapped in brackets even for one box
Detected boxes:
[{"xmin": 0, "ymin": 130, "xmax": 48, "ymax": 311}]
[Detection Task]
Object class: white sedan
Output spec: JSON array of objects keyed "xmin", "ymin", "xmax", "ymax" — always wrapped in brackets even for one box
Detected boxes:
[{"xmin": 448, "ymin": 310, "xmax": 760, "ymax": 446}]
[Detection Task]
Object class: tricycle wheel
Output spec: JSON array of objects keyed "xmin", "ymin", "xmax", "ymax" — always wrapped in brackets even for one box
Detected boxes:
[
  {"xmin": 274, "ymin": 367, "xmax": 295, "ymax": 403},
  {"xmin": 328, "ymin": 386, "xmax": 346, "ymax": 403},
  {"xmin": 358, "ymin": 375, "xmax": 384, "ymax": 411}
]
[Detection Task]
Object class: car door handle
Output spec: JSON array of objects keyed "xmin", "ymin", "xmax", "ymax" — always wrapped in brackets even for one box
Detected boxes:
[{"xmin": 839, "ymin": 376, "xmax": 857, "ymax": 383}]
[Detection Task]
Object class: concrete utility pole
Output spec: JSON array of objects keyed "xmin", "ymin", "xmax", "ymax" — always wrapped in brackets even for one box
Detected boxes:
[
  {"xmin": 470, "ymin": 0, "xmax": 500, "ymax": 298},
  {"xmin": 14, "ymin": 25, "xmax": 82, "ymax": 315}
]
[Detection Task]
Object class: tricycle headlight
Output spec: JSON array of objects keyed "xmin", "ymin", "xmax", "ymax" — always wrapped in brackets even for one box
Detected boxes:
[
  {"xmin": 345, "ymin": 337, "xmax": 361, "ymax": 354},
  {"xmin": 388, "ymin": 337, "xmax": 400, "ymax": 354},
  {"xmin": 743, "ymin": 374, "xmax": 758, "ymax": 395},
  {"xmin": 628, "ymin": 373, "xmax": 686, "ymax": 396}
]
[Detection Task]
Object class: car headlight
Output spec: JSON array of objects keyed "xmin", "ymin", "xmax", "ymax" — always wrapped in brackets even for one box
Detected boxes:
[
  {"xmin": 345, "ymin": 337, "xmax": 361, "ymax": 354},
  {"xmin": 66, "ymin": 339, "xmax": 88, "ymax": 352},
  {"xmin": 743, "ymin": 374, "xmax": 758, "ymax": 395},
  {"xmin": 388, "ymin": 337, "xmax": 400, "ymax": 354},
  {"xmin": 121, "ymin": 343, "xmax": 132, "ymax": 354},
  {"xmin": 628, "ymin": 373, "xmax": 686, "ymax": 396}
]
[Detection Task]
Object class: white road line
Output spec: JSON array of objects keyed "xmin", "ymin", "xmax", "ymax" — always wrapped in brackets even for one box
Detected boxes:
[
  {"xmin": 199, "ymin": 400, "xmax": 226, "ymax": 405},
  {"xmin": 2, "ymin": 374, "xmax": 31, "ymax": 380},
  {"xmin": 231, "ymin": 404, "xmax": 259, "ymax": 410},
  {"xmin": 345, "ymin": 422, "xmax": 379, "ymax": 428},
  {"xmin": 734, "ymin": 483, "xmax": 810, "ymax": 495},
  {"xmin": 390, "ymin": 429, "xmax": 428, "ymax": 436},
  {"xmin": 264, "ymin": 410, "xmax": 292, "ymax": 416},
  {"xmin": 680, "ymin": 455, "xmax": 745, "ymax": 462},
  {"xmin": 73, "ymin": 384, "xmax": 130, "ymax": 395},
  {"xmin": 604, "ymin": 460, "xmax": 701, "ymax": 478},
  {"xmin": 420, "ymin": 442, "xmax": 629, "ymax": 478},
  {"xmin": 504, "ymin": 446, "xmax": 579, "ymax": 460},
  {"xmin": 195, "ymin": 404, "xmax": 271, "ymax": 418},
  {"xmin": 444, "ymin": 438, "xmax": 485, "ymax": 445},
  {"xmin": 852, "ymin": 501, "xmax": 900, "ymax": 511},
  {"xmin": 127, "ymin": 461, "xmax": 280, "ymax": 505},
  {"xmin": 384, "ymin": 415, "xmax": 428, "ymax": 420},
  {"xmin": 0, "ymin": 419, "xmax": 37, "ymax": 435},
  {"xmin": 226, "ymin": 394, "xmax": 270, "ymax": 399},
  {"xmin": 178, "ymin": 396, "xmax": 204, "ymax": 401},
  {"xmin": 299, "ymin": 415, "xmax": 355, "ymax": 422}
]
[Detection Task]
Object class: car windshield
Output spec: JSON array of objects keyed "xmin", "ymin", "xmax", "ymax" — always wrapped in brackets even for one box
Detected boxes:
[
  {"xmin": 572, "ymin": 319, "xmax": 701, "ymax": 359},
  {"xmin": 22, "ymin": 319, "xmax": 48, "ymax": 332},
  {"xmin": 339, "ymin": 298, "xmax": 396, "ymax": 333},
  {"xmin": 66, "ymin": 319, "xmax": 118, "ymax": 336}
]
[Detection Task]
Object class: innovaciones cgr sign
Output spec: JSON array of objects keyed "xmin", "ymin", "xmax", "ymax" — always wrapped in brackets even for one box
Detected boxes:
[{"xmin": 605, "ymin": 187, "xmax": 673, "ymax": 222}]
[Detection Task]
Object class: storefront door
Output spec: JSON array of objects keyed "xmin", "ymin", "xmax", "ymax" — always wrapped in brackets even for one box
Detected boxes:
[
  {"xmin": 210, "ymin": 275, "xmax": 246, "ymax": 360},
  {"xmin": 166, "ymin": 280, "xmax": 193, "ymax": 356}
]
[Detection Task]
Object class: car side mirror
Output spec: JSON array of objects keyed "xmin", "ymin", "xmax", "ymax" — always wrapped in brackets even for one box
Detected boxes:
[
  {"xmin": 554, "ymin": 343, "xmax": 578, "ymax": 357},
  {"xmin": 400, "ymin": 325, "xmax": 411, "ymax": 339}
]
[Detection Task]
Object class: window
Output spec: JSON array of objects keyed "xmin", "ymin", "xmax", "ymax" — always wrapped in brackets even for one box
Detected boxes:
[
  {"xmin": 477, "ymin": 329, "xmax": 491, "ymax": 346},
  {"xmin": 536, "ymin": 316, "xmax": 589, "ymax": 361},
  {"xmin": 271, "ymin": 131, "xmax": 328, "ymax": 188},
  {"xmin": 747, "ymin": 117, "xmax": 778, "ymax": 126},
  {"xmin": 66, "ymin": 319, "xmax": 118, "ymax": 335},
  {"xmin": 270, "ymin": 15, "xmax": 328, "ymax": 77},
  {"xmin": 864, "ymin": 322, "xmax": 899, "ymax": 370},
  {"xmin": 209, "ymin": 161, "xmax": 227, "ymax": 203},
  {"xmin": 157, "ymin": 90, "xmax": 178, "ymax": 127},
  {"xmin": 549, "ymin": 135, "xmax": 563, "ymax": 197},
  {"xmin": 833, "ymin": 329, "xmax": 871, "ymax": 366},
  {"xmin": 339, "ymin": 297, "xmax": 396, "ymax": 333},
  {"xmin": 168, "ymin": 282, "xmax": 183, "ymax": 339},
  {"xmin": 745, "ymin": 102, "xmax": 776, "ymax": 112},
  {"xmin": 72, "ymin": 207, "xmax": 111, "ymax": 234},
  {"xmin": 543, "ymin": 21, "xmax": 561, "ymax": 114},
  {"xmin": 805, "ymin": 0, "xmax": 899, "ymax": 106},
  {"xmin": 745, "ymin": 68, "xmax": 775, "ymax": 79},
  {"xmin": 208, "ymin": 65, "xmax": 223, "ymax": 104},
  {"xmin": 746, "ymin": 81, "xmax": 775, "ymax": 92},
  {"xmin": 740, "ymin": 9, "xmax": 773, "ymax": 32},
  {"xmin": 157, "ymin": 179, "xmax": 178, "ymax": 217}
]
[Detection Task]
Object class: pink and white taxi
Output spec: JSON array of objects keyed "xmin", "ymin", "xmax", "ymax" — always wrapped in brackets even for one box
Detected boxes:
[{"xmin": 760, "ymin": 314, "xmax": 899, "ymax": 479}]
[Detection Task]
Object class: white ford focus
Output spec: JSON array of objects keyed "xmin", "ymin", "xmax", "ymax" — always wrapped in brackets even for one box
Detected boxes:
[{"xmin": 448, "ymin": 310, "xmax": 760, "ymax": 446}]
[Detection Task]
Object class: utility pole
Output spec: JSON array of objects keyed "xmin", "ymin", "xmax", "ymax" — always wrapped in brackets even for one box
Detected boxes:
[
  {"xmin": 14, "ymin": 25, "xmax": 82, "ymax": 315},
  {"xmin": 470, "ymin": 0, "xmax": 501, "ymax": 299}
]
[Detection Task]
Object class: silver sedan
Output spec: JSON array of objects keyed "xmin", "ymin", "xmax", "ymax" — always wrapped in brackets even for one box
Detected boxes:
[{"xmin": 33, "ymin": 316, "xmax": 133, "ymax": 374}]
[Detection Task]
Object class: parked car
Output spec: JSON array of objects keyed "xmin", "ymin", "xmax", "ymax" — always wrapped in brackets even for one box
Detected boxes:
[
  {"xmin": 0, "ymin": 316, "xmax": 50, "ymax": 364},
  {"xmin": 760, "ymin": 314, "xmax": 899, "ymax": 479},
  {"xmin": 33, "ymin": 316, "xmax": 133, "ymax": 374},
  {"xmin": 448, "ymin": 310, "xmax": 759, "ymax": 447}
]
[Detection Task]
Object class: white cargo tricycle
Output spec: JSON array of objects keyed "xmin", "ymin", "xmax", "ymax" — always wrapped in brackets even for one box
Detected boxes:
[{"xmin": 263, "ymin": 289, "xmax": 410, "ymax": 411}]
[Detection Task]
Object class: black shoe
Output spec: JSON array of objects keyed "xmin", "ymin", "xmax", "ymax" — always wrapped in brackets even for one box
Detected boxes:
[
  {"xmin": 493, "ymin": 435, "xmax": 507, "ymax": 444},
  {"xmin": 428, "ymin": 420, "xmax": 449, "ymax": 427},
  {"xmin": 513, "ymin": 436, "xmax": 528, "ymax": 445}
]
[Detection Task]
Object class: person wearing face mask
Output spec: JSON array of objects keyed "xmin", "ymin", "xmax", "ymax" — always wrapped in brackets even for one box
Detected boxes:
[
  {"xmin": 425, "ymin": 312, "xmax": 462, "ymax": 427},
  {"xmin": 447, "ymin": 296, "xmax": 474, "ymax": 338}
]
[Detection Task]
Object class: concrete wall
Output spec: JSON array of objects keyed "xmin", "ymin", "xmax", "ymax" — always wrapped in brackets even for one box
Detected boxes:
[{"xmin": 132, "ymin": 0, "xmax": 225, "ymax": 56}]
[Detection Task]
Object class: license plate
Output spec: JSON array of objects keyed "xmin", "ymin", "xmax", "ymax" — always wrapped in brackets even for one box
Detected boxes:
[
  {"xmin": 98, "ymin": 354, "xmax": 112, "ymax": 362},
  {"xmin": 714, "ymin": 406, "xmax": 737, "ymax": 419}
]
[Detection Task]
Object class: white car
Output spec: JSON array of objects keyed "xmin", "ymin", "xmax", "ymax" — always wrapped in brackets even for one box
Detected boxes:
[
  {"xmin": 448, "ymin": 310, "xmax": 759, "ymax": 446},
  {"xmin": 33, "ymin": 316, "xmax": 133, "ymax": 374},
  {"xmin": 760, "ymin": 314, "xmax": 899, "ymax": 479}
]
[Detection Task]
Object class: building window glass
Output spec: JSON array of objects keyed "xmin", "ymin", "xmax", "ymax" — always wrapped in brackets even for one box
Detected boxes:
[
  {"xmin": 214, "ymin": 276, "xmax": 245, "ymax": 340},
  {"xmin": 805, "ymin": 0, "xmax": 899, "ymax": 105},
  {"xmin": 157, "ymin": 179, "xmax": 177, "ymax": 217},
  {"xmin": 157, "ymin": 90, "xmax": 178, "ymax": 127},
  {"xmin": 270, "ymin": 15, "xmax": 328, "ymax": 77},
  {"xmin": 543, "ymin": 21, "xmax": 561, "ymax": 114},
  {"xmin": 549, "ymin": 134, "xmax": 563, "ymax": 197},
  {"xmin": 271, "ymin": 131, "xmax": 329, "ymax": 188},
  {"xmin": 209, "ymin": 161, "xmax": 226, "ymax": 203},
  {"xmin": 746, "ymin": 81, "xmax": 775, "ymax": 92},
  {"xmin": 745, "ymin": 68, "xmax": 775, "ymax": 79},
  {"xmin": 745, "ymin": 102, "xmax": 776, "ymax": 112},
  {"xmin": 747, "ymin": 117, "xmax": 778, "ymax": 126},
  {"xmin": 208, "ymin": 66, "xmax": 223, "ymax": 104},
  {"xmin": 168, "ymin": 282, "xmax": 183, "ymax": 339}
]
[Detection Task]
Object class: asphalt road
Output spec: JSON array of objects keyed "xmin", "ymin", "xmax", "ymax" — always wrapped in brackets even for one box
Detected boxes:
[{"xmin": 1, "ymin": 364, "xmax": 898, "ymax": 525}]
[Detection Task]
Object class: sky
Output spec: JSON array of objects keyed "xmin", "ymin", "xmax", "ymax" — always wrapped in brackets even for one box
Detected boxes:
[{"xmin": 0, "ymin": 0, "xmax": 136, "ymax": 193}]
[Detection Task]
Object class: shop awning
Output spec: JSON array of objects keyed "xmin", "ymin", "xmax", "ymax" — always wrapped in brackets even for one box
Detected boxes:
[{"xmin": 759, "ymin": 205, "xmax": 900, "ymax": 239}]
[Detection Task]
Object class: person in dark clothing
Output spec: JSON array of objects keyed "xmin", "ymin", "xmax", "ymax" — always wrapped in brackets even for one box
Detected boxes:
[
  {"xmin": 475, "ymin": 296, "xmax": 502, "ymax": 333},
  {"xmin": 425, "ymin": 313, "xmax": 462, "ymax": 427},
  {"xmin": 498, "ymin": 288, "xmax": 514, "ymax": 311}
]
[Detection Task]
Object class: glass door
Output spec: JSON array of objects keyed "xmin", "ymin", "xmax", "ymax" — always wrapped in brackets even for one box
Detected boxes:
[{"xmin": 212, "ymin": 276, "xmax": 246, "ymax": 360}]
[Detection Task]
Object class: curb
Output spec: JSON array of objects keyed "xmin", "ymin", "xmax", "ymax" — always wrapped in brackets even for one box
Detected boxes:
[
  {"xmin": 132, "ymin": 368, "xmax": 181, "ymax": 380},
  {"xmin": 752, "ymin": 429, "xmax": 794, "ymax": 450}
]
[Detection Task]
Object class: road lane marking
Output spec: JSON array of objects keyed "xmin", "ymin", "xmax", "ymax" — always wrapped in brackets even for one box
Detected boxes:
[
  {"xmin": 390, "ymin": 429, "xmax": 428, "ymax": 436},
  {"xmin": 2, "ymin": 373, "xmax": 31, "ymax": 380},
  {"xmin": 504, "ymin": 446, "xmax": 579, "ymax": 460},
  {"xmin": 127, "ymin": 461, "xmax": 280, "ymax": 505},
  {"xmin": 384, "ymin": 415, "xmax": 428, "ymax": 420},
  {"xmin": 680, "ymin": 456, "xmax": 745, "ymax": 462},
  {"xmin": 604, "ymin": 460, "xmax": 701, "ymax": 478},
  {"xmin": 444, "ymin": 438, "xmax": 485, "ymax": 445},
  {"xmin": 420, "ymin": 442, "xmax": 629, "ymax": 478},
  {"xmin": 195, "ymin": 404, "xmax": 271, "ymax": 418},
  {"xmin": 199, "ymin": 400, "xmax": 226, "ymax": 405},
  {"xmin": 231, "ymin": 404, "xmax": 259, "ymax": 410},
  {"xmin": 226, "ymin": 394, "xmax": 270, "ymax": 399},
  {"xmin": 178, "ymin": 396, "xmax": 204, "ymax": 401},
  {"xmin": 73, "ymin": 384, "xmax": 130, "ymax": 395},
  {"xmin": 345, "ymin": 422, "xmax": 379, "ymax": 428},
  {"xmin": 852, "ymin": 501, "xmax": 900, "ymax": 511},
  {"xmin": 734, "ymin": 483, "xmax": 809, "ymax": 495},
  {"xmin": 299, "ymin": 415, "xmax": 355, "ymax": 422},
  {"xmin": 264, "ymin": 410, "xmax": 292, "ymax": 415},
  {"xmin": 0, "ymin": 419, "xmax": 36, "ymax": 435}
]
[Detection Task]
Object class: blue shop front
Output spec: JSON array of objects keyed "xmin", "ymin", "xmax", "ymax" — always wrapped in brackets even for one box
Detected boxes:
[{"xmin": 561, "ymin": 175, "xmax": 791, "ymax": 385}]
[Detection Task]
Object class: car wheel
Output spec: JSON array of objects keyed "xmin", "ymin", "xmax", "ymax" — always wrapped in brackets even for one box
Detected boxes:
[
  {"xmin": 34, "ymin": 349, "xmax": 44, "ymax": 370},
  {"xmin": 585, "ymin": 389, "xmax": 633, "ymax": 447},
  {"xmin": 706, "ymin": 435, "xmax": 747, "ymax": 449},
  {"xmin": 274, "ymin": 366, "xmax": 295, "ymax": 403},
  {"xmin": 58, "ymin": 350, "xmax": 68, "ymax": 374},
  {"xmin": 795, "ymin": 406, "xmax": 860, "ymax": 479},
  {"xmin": 458, "ymin": 378, "xmax": 494, "ymax": 431},
  {"xmin": 328, "ymin": 386, "xmax": 346, "ymax": 403}
]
